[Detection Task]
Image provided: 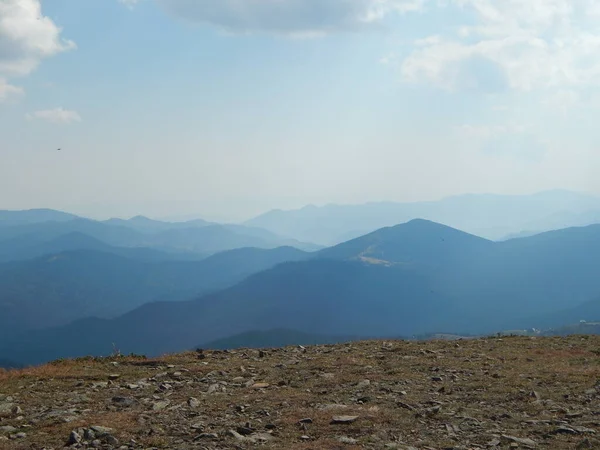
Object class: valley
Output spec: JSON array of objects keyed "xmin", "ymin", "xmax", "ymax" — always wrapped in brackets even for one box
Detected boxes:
[{"xmin": 3, "ymin": 199, "xmax": 600, "ymax": 366}]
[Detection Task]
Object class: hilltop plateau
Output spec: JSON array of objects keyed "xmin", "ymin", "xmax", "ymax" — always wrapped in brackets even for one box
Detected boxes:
[{"xmin": 1, "ymin": 336, "xmax": 599, "ymax": 449}]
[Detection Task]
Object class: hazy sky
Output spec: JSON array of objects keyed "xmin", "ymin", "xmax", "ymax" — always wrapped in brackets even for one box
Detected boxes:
[{"xmin": 2, "ymin": 0, "xmax": 600, "ymax": 221}]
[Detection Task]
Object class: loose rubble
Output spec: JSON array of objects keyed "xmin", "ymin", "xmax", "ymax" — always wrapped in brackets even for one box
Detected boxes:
[{"xmin": 1, "ymin": 336, "xmax": 600, "ymax": 449}]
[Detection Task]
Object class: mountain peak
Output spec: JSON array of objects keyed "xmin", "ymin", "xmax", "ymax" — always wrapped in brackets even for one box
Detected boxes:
[
  {"xmin": 318, "ymin": 219, "xmax": 492, "ymax": 266},
  {"xmin": 129, "ymin": 215, "xmax": 154, "ymax": 222},
  {"xmin": 0, "ymin": 209, "xmax": 80, "ymax": 226}
]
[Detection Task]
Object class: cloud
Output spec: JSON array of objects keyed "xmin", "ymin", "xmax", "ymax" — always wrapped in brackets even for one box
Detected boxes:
[
  {"xmin": 27, "ymin": 107, "xmax": 82, "ymax": 124},
  {"xmin": 0, "ymin": 0, "xmax": 75, "ymax": 95},
  {"xmin": 0, "ymin": 78, "xmax": 23, "ymax": 102},
  {"xmin": 119, "ymin": 0, "xmax": 141, "ymax": 9},
  {"xmin": 155, "ymin": 0, "xmax": 425, "ymax": 36},
  {"xmin": 400, "ymin": 0, "xmax": 600, "ymax": 92}
]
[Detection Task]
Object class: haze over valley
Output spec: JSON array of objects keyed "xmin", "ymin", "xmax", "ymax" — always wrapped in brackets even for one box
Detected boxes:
[{"xmin": 3, "ymin": 189, "xmax": 600, "ymax": 366}]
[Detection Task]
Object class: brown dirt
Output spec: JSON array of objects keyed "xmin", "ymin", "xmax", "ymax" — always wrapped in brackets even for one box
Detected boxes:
[{"xmin": 1, "ymin": 335, "xmax": 600, "ymax": 449}]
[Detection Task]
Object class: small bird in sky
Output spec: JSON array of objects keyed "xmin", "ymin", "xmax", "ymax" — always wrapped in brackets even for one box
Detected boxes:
[{"xmin": 57, "ymin": 148, "xmax": 61, "ymax": 151}]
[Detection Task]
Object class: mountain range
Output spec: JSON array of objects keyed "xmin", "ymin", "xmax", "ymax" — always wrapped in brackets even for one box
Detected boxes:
[
  {"xmin": 246, "ymin": 190, "xmax": 600, "ymax": 244},
  {"xmin": 0, "ymin": 212, "xmax": 320, "ymax": 260},
  {"xmin": 4, "ymin": 192, "xmax": 600, "ymax": 367},
  {"xmin": 4, "ymin": 218, "xmax": 600, "ymax": 366},
  {"xmin": 0, "ymin": 246, "xmax": 308, "ymax": 340}
]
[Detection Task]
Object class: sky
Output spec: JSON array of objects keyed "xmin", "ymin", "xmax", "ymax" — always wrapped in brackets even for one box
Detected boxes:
[{"xmin": 2, "ymin": 0, "xmax": 600, "ymax": 221}]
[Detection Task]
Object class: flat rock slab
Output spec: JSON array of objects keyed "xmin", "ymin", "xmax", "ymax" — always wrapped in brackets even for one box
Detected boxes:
[
  {"xmin": 331, "ymin": 415, "xmax": 359, "ymax": 424},
  {"xmin": 502, "ymin": 434, "xmax": 537, "ymax": 448}
]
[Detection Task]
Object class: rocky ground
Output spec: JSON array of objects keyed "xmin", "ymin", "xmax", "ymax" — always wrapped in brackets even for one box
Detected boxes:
[{"xmin": 1, "ymin": 336, "xmax": 600, "ymax": 449}]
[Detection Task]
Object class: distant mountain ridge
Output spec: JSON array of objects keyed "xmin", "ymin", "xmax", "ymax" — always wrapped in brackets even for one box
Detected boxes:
[
  {"xmin": 0, "ymin": 213, "xmax": 320, "ymax": 258},
  {"xmin": 0, "ymin": 219, "xmax": 495, "ymax": 363},
  {"xmin": 0, "ymin": 231, "xmax": 208, "ymax": 263},
  {"xmin": 0, "ymin": 209, "xmax": 79, "ymax": 226},
  {"xmin": 0, "ymin": 246, "xmax": 308, "ymax": 340},
  {"xmin": 103, "ymin": 216, "xmax": 214, "ymax": 233},
  {"xmin": 5, "ymin": 211, "xmax": 600, "ymax": 365},
  {"xmin": 0, "ymin": 258, "xmax": 461, "ymax": 364},
  {"xmin": 245, "ymin": 190, "xmax": 600, "ymax": 244}
]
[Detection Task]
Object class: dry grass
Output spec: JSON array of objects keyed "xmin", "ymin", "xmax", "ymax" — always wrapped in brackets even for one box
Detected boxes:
[{"xmin": 2, "ymin": 336, "xmax": 600, "ymax": 449}]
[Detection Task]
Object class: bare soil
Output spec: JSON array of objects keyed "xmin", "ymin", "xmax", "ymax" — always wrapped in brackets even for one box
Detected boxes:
[{"xmin": 1, "ymin": 335, "xmax": 600, "ymax": 449}]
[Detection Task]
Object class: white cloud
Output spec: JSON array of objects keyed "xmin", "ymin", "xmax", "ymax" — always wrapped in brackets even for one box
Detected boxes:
[
  {"xmin": 119, "ymin": 0, "xmax": 141, "ymax": 9},
  {"xmin": 0, "ymin": 0, "xmax": 75, "ymax": 96},
  {"xmin": 0, "ymin": 78, "xmax": 23, "ymax": 102},
  {"xmin": 27, "ymin": 107, "xmax": 82, "ymax": 124},
  {"xmin": 541, "ymin": 89, "xmax": 581, "ymax": 116},
  {"xmin": 400, "ymin": 0, "xmax": 600, "ymax": 92},
  {"xmin": 155, "ymin": 0, "xmax": 425, "ymax": 36}
]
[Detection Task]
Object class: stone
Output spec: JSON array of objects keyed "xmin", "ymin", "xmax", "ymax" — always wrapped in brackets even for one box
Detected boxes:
[
  {"xmin": 108, "ymin": 374, "xmax": 120, "ymax": 380},
  {"xmin": 83, "ymin": 428, "xmax": 96, "ymax": 440},
  {"xmin": 0, "ymin": 426, "xmax": 17, "ymax": 434},
  {"xmin": 298, "ymin": 418, "xmax": 313, "ymax": 424},
  {"xmin": 112, "ymin": 396, "xmax": 136, "ymax": 407},
  {"xmin": 152, "ymin": 400, "xmax": 171, "ymax": 411},
  {"xmin": 252, "ymin": 382, "xmax": 270, "ymax": 389},
  {"xmin": 0, "ymin": 403, "xmax": 16, "ymax": 418},
  {"xmin": 104, "ymin": 434, "xmax": 119, "ymax": 445},
  {"xmin": 236, "ymin": 426, "xmax": 254, "ymax": 436},
  {"xmin": 188, "ymin": 397, "xmax": 200, "ymax": 408},
  {"xmin": 196, "ymin": 433, "xmax": 218, "ymax": 440},
  {"xmin": 555, "ymin": 426, "xmax": 579, "ymax": 434},
  {"xmin": 339, "ymin": 436, "xmax": 358, "ymax": 444},
  {"xmin": 356, "ymin": 379, "xmax": 371, "ymax": 389},
  {"xmin": 331, "ymin": 415, "xmax": 359, "ymax": 424},
  {"xmin": 502, "ymin": 435, "xmax": 537, "ymax": 448},
  {"xmin": 227, "ymin": 429, "xmax": 247, "ymax": 441},
  {"xmin": 90, "ymin": 426, "xmax": 114, "ymax": 435},
  {"xmin": 227, "ymin": 429, "xmax": 273, "ymax": 443},
  {"xmin": 577, "ymin": 438, "xmax": 593, "ymax": 449},
  {"xmin": 67, "ymin": 430, "xmax": 82, "ymax": 446}
]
